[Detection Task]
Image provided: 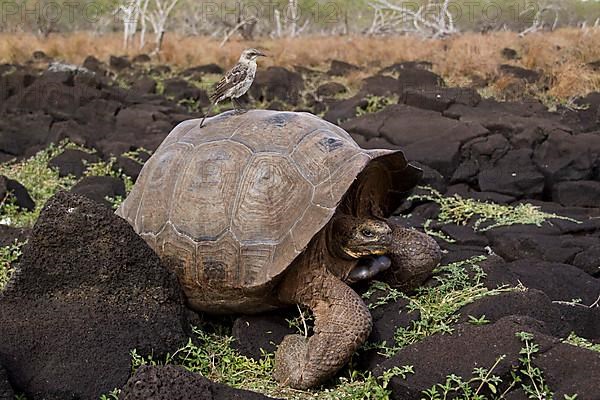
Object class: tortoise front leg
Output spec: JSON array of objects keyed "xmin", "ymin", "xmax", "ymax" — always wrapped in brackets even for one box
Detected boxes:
[
  {"xmin": 274, "ymin": 265, "xmax": 372, "ymax": 389},
  {"xmin": 380, "ymin": 221, "xmax": 441, "ymax": 291}
]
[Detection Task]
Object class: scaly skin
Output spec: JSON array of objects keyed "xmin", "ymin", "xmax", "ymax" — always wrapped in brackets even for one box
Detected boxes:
[
  {"xmin": 380, "ymin": 221, "xmax": 441, "ymax": 291},
  {"xmin": 274, "ymin": 262, "xmax": 372, "ymax": 389}
]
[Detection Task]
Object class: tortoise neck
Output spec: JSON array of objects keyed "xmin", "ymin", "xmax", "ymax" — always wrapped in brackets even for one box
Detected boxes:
[{"xmin": 326, "ymin": 214, "xmax": 357, "ymax": 261}]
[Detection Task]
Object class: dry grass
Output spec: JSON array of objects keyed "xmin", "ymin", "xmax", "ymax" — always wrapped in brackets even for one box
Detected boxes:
[{"xmin": 1, "ymin": 28, "xmax": 599, "ymax": 99}]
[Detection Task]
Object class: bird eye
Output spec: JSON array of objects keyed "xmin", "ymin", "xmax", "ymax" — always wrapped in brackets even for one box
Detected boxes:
[{"xmin": 361, "ymin": 229, "xmax": 374, "ymax": 238}]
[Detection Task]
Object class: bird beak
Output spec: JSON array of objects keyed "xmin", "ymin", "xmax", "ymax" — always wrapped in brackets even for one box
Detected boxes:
[{"xmin": 256, "ymin": 51, "xmax": 268, "ymax": 57}]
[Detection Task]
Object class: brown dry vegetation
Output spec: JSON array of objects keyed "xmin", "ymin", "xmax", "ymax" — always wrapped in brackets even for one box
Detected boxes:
[{"xmin": 1, "ymin": 28, "xmax": 599, "ymax": 99}]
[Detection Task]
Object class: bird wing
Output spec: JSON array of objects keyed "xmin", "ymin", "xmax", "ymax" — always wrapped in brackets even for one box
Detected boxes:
[{"xmin": 210, "ymin": 63, "xmax": 248, "ymax": 103}]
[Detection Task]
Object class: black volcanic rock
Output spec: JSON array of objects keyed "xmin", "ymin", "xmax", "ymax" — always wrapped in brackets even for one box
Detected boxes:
[
  {"xmin": 501, "ymin": 48, "xmax": 519, "ymax": 60},
  {"xmin": 477, "ymin": 149, "xmax": 545, "ymax": 198},
  {"xmin": 0, "ymin": 175, "xmax": 35, "ymax": 211},
  {"xmin": 232, "ymin": 314, "xmax": 295, "ymax": 361},
  {"xmin": 396, "ymin": 68, "xmax": 444, "ymax": 90},
  {"xmin": 119, "ymin": 365, "xmax": 277, "ymax": 400},
  {"xmin": 361, "ymin": 75, "xmax": 400, "ymax": 96},
  {"xmin": 70, "ymin": 175, "xmax": 126, "ymax": 207},
  {"xmin": 131, "ymin": 76, "xmax": 157, "ymax": 94},
  {"xmin": 48, "ymin": 148, "xmax": 101, "ymax": 178},
  {"xmin": 482, "ymin": 259, "xmax": 600, "ymax": 304},
  {"xmin": 458, "ymin": 289, "xmax": 570, "ymax": 337},
  {"xmin": 182, "ymin": 64, "xmax": 224, "ymax": 78},
  {"xmin": 327, "ymin": 60, "xmax": 360, "ymax": 76},
  {"xmin": 373, "ymin": 316, "xmax": 556, "ymax": 399},
  {"xmin": 0, "ymin": 364, "xmax": 14, "ymax": 400},
  {"xmin": 109, "ymin": 55, "xmax": 131, "ymax": 71},
  {"xmin": 402, "ymin": 86, "xmax": 481, "ymax": 112},
  {"xmin": 499, "ymin": 64, "xmax": 540, "ymax": 83},
  {"xmin": 316, "ymin": 82, "xmax": 347, "ymax": 98},
  {"xmin": 250, "ymin": 67, "xmax": 304, "ymax": 105},
  {"xmin": 0, "ymin": 192, "xmax": 188, "ymax": 399},
  {"xmin": 552, "ymin": 180, "xmax": 600, "ymax": 208},
  {"xmin": 535, "ymin": 343, "xmax": 600, "ymax": 399},
  {"xmin": 132, "ymin": 54, "xmax": 151, "ymax": 64},
  {"xmin": 341, "ymin": 104, "xmax": 488, "ymax": 177}
]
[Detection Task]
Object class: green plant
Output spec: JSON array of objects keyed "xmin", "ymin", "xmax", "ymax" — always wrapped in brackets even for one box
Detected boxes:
[
  {"xmin": 384, "ymin": 256, "xmax": 518, "ymax": 355},
  {"xmin": 423, "ymin": 219, "xmax": 456, "ymax": 243},
  {"xmin": 286, "ymin": 305, "xmax": 314, "ymax": 337},
  {"xmin": 356, "ymin": 95, "xmax": 397, "ymax": 116},
  {"xmin": 0, "ymin": 141, "xmax": 137, "ymax": 227},
  {"xmin": 467, "ymin": 315, "xmax": 490, "ymax": 326},
  {"xmin": 515, "ymin": 332, "xmax": 553, "ymax": 400},
  {"xmin": 422, "ymin": 355, "xmax": 506, "ymax": 400},
  {"xmin": 0, "ymin": 239, "xmax": 25, "ymax": 290},
  {"xmin": 0, "ymin": 142, "xmax": 78, "ymax": 227},
  {"xmin": 121, "ymin": 148, "xmax": 151, "ymax": 165},
  {"xmin": 563, "ymin": 332, "xmax": 600, "ymax": 353},
  {"xmin": 99, "ymin": 389, "xmax": 120, "ymax": 400},
  {"xmin": 421, "ymin": 332, "xmax": 580, "ymax": 400},
  {"xmin": 83, "ymin": 157, "xmax": 134, "ymax": 207},
  {"xmin": 127, "ymin": 325, "xmax": 416, "ymax": 400},
  {"xmin": 362, "ymin": 280, "xmax": 406, "ymax": 310},
  {"xmin": 409, "ymin": 187, "xmax": 579, "ymax": 231}
]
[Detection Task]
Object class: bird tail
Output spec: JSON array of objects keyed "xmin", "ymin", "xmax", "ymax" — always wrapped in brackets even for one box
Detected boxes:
[{"xmin": 199, "ymin": 103, "xmax": 214, "ymax": 128}]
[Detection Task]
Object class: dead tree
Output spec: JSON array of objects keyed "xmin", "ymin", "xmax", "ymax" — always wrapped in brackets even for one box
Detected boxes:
[
  {"xmin": 519, "ymin": 2, "xmax": 560, "ymax": 37},
  {"xmin": 220, "ymin": 16, "xmax": 258, "ymax": 47},
  {"xmin": 145, "ymin": 0, "xmax": 180, "ymax": 53},
  {"xmin": 367, "ymin": 0, "xmax": 457, "ymax": 38},
  {"xmin": 117, "ymin": 0, "xmax": 143, "ymax": 49}
]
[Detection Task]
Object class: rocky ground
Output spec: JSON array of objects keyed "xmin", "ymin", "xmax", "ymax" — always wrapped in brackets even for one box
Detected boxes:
[{"xmin": 0, "ymin": 51, "xmax": 599, "ymax": 400}]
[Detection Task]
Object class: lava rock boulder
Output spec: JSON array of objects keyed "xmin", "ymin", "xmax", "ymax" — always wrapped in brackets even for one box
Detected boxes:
[
  {"xmin": 0, "ymin": 191, "xmax": 189, "ymax": 399},
  {"xmin": 119, "ymin": 365, "xmax": 278, "ymax": 400},
  {"xmin": 0, "ymin": 175, "xmax": 35, "ymax": 211}
]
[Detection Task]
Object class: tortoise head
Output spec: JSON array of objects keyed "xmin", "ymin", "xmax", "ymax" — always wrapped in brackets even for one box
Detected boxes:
[{"xmin": 330, "ymin": 215, "xmax": 392, "ymax": 259}]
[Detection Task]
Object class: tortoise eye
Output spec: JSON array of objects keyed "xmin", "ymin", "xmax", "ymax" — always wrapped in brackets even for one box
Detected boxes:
[{"xmin": 361, "ymin": 229, "xmax": 374, "ymax": 238}]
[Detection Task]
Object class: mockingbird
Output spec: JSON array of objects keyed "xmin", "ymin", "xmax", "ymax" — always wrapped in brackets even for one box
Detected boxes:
[{"xmin": 199, "ymin": 48, "xmax": 267, "ymax": 128}]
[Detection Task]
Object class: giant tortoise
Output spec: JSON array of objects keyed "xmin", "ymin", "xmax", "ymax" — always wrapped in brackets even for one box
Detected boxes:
[{"xmin": 116, "ymin": 110, "xmax": 440, "ymax": 389}]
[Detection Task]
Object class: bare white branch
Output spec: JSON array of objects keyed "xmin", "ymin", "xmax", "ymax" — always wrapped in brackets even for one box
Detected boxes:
[{"xmin": 368, "ymin": 0, "xmax": 458, "ymax": 38}]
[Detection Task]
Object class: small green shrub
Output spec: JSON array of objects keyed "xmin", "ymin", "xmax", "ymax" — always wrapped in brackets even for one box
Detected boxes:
[
  {"xmin": 409, "ymin": 187, "xmax": 579, "ymax": 231},
  {"xmin": 126, "ymin": 325, "xmax": 414, "ymax": 400},
  {"xmin": 0, "ymin": 240, "xmax": 25, "ymax": 290},
  {"xmin": 363, "ymin": 256, "xmax": 519, "ymax": 357},
  {"xmin": 0, "ymin": 142, "xmax": 136, "ymax": 226},
  {"xmin": 0, "ymin": 142, "xmax": 77, "ymax": 227},
  {"xmin": 563, "ymin": 332, "xmax": 600, "ymax": 353},
  {"xmin": 356, "ymin": 95, "xmax": 397, "ymax": 116}
]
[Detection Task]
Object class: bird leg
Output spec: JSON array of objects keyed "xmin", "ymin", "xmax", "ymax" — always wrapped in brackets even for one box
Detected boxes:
[
  {"xmin": 232, "ymin": 98, "xmax": 247, "ymax": 114},
  {"xmin": 274, "ymin": 261, "xmax": 372, "ymax": 389}
]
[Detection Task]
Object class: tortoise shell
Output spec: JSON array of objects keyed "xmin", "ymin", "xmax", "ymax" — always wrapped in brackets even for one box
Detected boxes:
[{"xmin": 116, "ymin": 110, "xmax": 419, "ymax": 310}]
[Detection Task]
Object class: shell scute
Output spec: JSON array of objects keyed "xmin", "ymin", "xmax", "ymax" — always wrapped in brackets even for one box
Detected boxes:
[
  {"xmin": 291, "ymin": 129, "xmax": 361, "ymax": 186},
  {"xmin": 170, "ymin": 141, "xmax": 252, "ymax": 240},
  {"xmin": 231, "ymin": 154, "xmax": 313, "ymax": 243},
  {"xmin": 135, "ymin": 143, "xmax": 193, "ymax": 235}
]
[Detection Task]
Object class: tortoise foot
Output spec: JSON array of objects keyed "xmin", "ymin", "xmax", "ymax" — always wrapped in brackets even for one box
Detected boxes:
[{"xmin": 273, "ymin": 334, "xmax": 308, "ymax": 388}]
